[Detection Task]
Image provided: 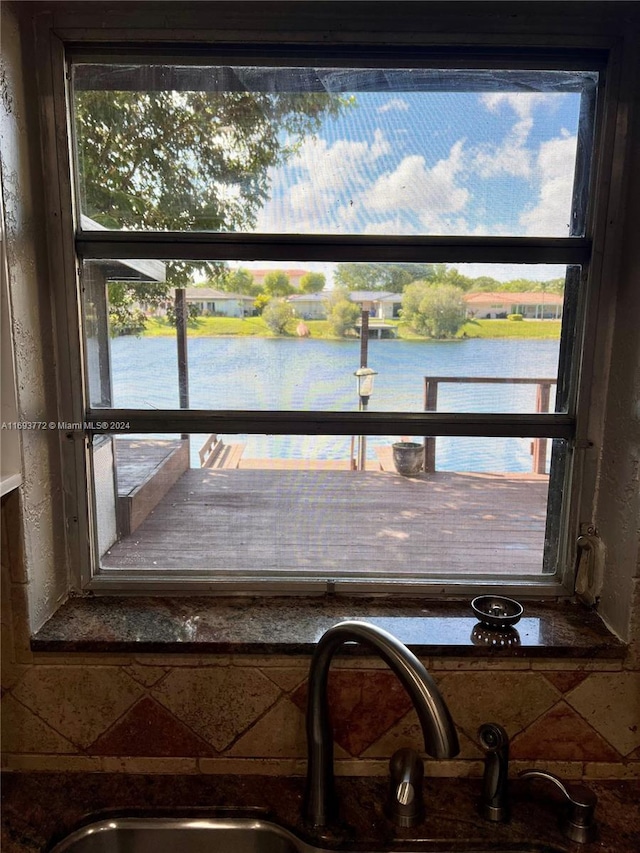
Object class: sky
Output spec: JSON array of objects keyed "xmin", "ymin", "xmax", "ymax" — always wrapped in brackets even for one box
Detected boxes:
[{"xmin": 242, "ymin": 78, "xmax": 585, "ymax": 284}]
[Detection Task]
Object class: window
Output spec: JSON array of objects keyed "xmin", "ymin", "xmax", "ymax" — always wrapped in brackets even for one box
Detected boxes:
[{"xmin": 59, "ymin": 46, "xmax": 608, "ymax": 592}]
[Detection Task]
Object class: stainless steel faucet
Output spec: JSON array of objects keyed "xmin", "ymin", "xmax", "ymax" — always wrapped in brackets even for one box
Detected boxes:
[
  {"xmin": 519, "ymin": 770, "xmax": 598, "ymax": 844},
  {"xmin": 303, "ymin": 620, "xmax": 460, "ymax": 828},
  {"xmin": 478, "ymin": 722, "xmax": 510, "ymax": 822}
]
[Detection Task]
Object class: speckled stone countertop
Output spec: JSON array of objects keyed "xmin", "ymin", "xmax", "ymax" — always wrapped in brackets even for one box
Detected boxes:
[
  {"xmin": 2, "ymin": 773, "xmax": 638, "ymax": 852},
  {"xmin": 31, "ymin": 596, "xmax": 624, "ymax": 657}
]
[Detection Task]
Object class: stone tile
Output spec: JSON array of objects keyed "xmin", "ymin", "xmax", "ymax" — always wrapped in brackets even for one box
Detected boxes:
[
  {"xmin": 583, "ymin": 761, "xmax": 640, "ymax": 779},
  {"xmin": 198, "ymin": 757, "xmax": 307, "ymax": 776},
  {"xmin": 227, "ymin": 698, "xmax": 307, "ymax": 758},
  {"xmin": 100, "ymin": 757, "xmax": 198, "ymax": 773},
  {"xmin": 262, "ymin": 667, "xmax": 307, "ymax": 692},
  {"xmin": 2, "ymin": 491, "xmax": 26, "ymax": 584},
  {"xmin": 510, "ymin": 701, "xmax": 621, "ymax": 761},
  {"xmin": 10, "ymin": 582, "xmax": 32, "ymax": 664},
  {"xmin": 332, "ymin": 657, "xmax": 391, "ymax": 670},
  {"xmin": 431, "ymin": 658, "xmax": 531, "ymax": 671},
  {"xmin": 438, "ymin": 672, "xmax": 560, "ymax": 741},
  {"xmin": 334, "ymin": 759, "xmax": 389, "ymax": 776},
  {"xmin": 565, "ymin": 672, "xmax": 640, "ymax": 756},
  {"xmin": 510, "ymin": 760, "xmax": 584, "ymax": 779},
  {"xmin": 152, "ymin": 667, "xmax": 280, "ymax": 751},
  {"xmin": 135, "ymin": 655, "xmax": 232, "ymax": 667},
  {"xmin": 531, "ymin": 659, "xmax": 623, "ymax": 671},
  {"xmin": 3, "ymin": 755, "xmax": 103, "ymax": 772},
  {"xmin": 422, "ymin": 760, "xmax": 484, "ymax": 778},
  {"xmin": 361, "ymin": 708, "xmax": 481, "ymax": 759},
  {"xmin": 31, "ymin": 654, "xmax": 135, "ymax": 666},
  {"xmin": 224, "ymin": 656, "xmax": 306, "ymax": 669},
  {"xmin": 87, "ymin": 696, "xmax": 217, "ymax": 757},
  {"xmin": 125, "ymin": 664, "xmax": 169, "ymax": 688},
  {"xmin": 542, "ymin": 671, "xmax": 589, "ymax": 694},
  {"xmin": 291, "ymin": 670, "xmax": 414, "ymax": 757},
  {"xmin": 12, "ymin": 666, "xmax": 143, "ymax": 747},
  {"xmin": 1, "ymin": 695, "xmax": 77, "ymax": 754}
]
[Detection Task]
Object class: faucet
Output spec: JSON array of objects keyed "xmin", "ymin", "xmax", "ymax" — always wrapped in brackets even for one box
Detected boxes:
[
  {"xmin": 303, "ymin": 620, "xmax": 460, "ymax": 828},
  {"xmin": 478, "ymin": 722, "xmax": 510, "ymax": 822},
  {"xmin": 519, "ymin": 770, "xmax": 598, "ymax": 844},
  {"xmin": 388, "ymin": 747, "xmax": 425, "ymax": 827}
]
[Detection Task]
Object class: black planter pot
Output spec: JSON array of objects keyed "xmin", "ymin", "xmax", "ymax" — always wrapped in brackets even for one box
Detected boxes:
[{"xmin": 392, "ymin": 442, "xmax": 424, "ymax": 476}]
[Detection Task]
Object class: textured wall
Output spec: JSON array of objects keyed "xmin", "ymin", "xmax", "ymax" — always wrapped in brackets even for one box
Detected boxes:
[{"xmin": 0, "ymin": 1, "xmax": 67, "ymax": 632}]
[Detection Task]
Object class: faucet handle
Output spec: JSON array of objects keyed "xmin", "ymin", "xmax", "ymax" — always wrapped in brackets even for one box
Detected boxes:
[
  {"xmin": 519, "ymin": 770, "xmax": 597, "ymax": 844},
  {"xmin": 388, "ymin": 748, "xmax": 425, "ymax": 828}
]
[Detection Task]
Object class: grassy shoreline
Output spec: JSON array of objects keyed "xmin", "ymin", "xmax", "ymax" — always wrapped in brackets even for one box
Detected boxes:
[{"xmin": 140, "ymin": 316, "xmax": 562, "ymax": 340}]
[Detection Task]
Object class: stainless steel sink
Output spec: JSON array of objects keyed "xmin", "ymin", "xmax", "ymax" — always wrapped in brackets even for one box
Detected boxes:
[{"xmin": 48, "ymin": 816, "xmax": 566, "ymax": 853}]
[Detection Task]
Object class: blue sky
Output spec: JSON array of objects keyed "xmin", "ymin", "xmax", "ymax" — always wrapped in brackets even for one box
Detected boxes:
[{"xmin": 246, "ymin": 86, "xmax": 581, "ymax": 283}]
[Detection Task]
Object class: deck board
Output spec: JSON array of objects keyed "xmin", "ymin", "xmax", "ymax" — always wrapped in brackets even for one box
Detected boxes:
[{"xmin": 102, "ymin": 468, "xmax": 550, "ymax": 577}]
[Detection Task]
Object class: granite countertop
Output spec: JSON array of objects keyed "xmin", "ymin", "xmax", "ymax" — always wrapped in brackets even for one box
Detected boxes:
[
  {"xmin": 2, "ymin": 773, "xmax": 639, "ymax": 852},
  {"xmin": 31, "ymin": 596, "xmax": 624, "ymax": 658}
]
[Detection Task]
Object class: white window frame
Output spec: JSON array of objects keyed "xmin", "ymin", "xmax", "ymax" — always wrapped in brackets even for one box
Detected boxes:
[{"xmin": 33, "ymin": 10, "xmax": 629, "ymax": 599}]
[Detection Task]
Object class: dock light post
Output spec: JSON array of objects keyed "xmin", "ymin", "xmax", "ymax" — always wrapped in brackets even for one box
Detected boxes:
[{"xmin": 355, "ymin": 366, "xmax": 377, "ymax": 471}]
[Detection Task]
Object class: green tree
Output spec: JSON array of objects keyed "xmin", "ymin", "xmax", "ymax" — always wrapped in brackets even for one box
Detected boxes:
[
  {"xmin": 221, "ymin": 267, "xmax": 260, "ymax": 295},
  {"xmin": 326, "ymin": 288, "xmax": 360, "ymax": 336},
  {"xmin": 262, "ymin": 299, "xmax": 295, "ymax": 335},
  {"xmin": 299, "ymin": 271, "xmax": 326, "ymax": 293},
  {"xmin": 263, "ymin": 270, "xmax": 292, "ymax": 296},
  {"xmin": 253, "ymin": 293, "xmax": 270, "ymax": 315},
  {"xmin": 401, "ymin": 282, "xmax": 466, "ymax": 338},
  {"xmin": 334, "ymin": 263, "xmax": 436, "ymax": 292},
  {"xmin": 75, "ymin": 84, "xmax": 351, "ymax": 324}
]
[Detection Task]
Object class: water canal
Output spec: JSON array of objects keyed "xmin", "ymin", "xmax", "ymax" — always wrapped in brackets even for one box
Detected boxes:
[{"xmin": 109, "ymin": 336, "xmax": 561, "ymax": 472}]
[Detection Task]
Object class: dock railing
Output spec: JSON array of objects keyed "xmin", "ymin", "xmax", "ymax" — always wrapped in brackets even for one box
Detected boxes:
[{"xmin": 423, "ymin": 377, "xmax": 556, "ymax": 474}]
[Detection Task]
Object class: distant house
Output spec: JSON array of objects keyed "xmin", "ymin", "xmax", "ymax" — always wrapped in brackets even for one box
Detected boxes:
[
  {"xmin": 286, "ymin": 290, "xmax": 403, "ymax": 323},
  {"xmin": 347, "ymin": 291, "xmax": 402, "ymax": 319},
  {"xmin": 183, "ymin": 288, "xmax": 255, "ymax": 317},
  {"xmin": 464, "ymin": 291, "xmax": 564, "ymax": 319},
  {"xmin": 287, "ymin": 292, "xmax": 327, "ymax": 319}
]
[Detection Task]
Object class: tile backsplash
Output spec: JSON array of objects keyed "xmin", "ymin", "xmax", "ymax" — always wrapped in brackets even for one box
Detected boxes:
[{"xmin": 2, "ymin": 493, "xmax": 639, "ymax": 779}]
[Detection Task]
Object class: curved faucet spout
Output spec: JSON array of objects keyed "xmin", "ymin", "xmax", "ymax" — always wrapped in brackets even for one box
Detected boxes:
[{"xmin": 304, "ymin": 620, "xmax": 459, "ymax": 828}]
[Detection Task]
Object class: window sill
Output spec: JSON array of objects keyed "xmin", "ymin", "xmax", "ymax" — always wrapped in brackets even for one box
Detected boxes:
[{"xmin": 31, "ymin": 596, "xmax": 625, "ymax": 659}]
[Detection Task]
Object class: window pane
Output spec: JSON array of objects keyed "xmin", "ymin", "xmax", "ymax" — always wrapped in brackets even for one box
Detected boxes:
[
  {"xmin": 73, "ymin": 64, "xmax": 596, "ymax": 237},
  {"xmin": 83, "ymin": 260, "xmax": 576, "ymax": 414},
  {"xmin": 92, "ymin": 432, "xmax": 564, "ymax": 578}
]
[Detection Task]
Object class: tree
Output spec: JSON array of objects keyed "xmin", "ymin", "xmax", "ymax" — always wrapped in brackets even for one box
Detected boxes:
[
  {"xmin": 263, "ymin": 270, "xmax": 292, "ymax": 296},
  {"xmin": 299, "ymin": 272, "xmax": 326, "ymax": 293},
  {"xmin": 220, "ymin": 267, "xmax": 260, "ymax": 296},
  {"xmin": 401, "ymin": 282, "xmax": 466, "ymax": 338},
  {"xmin": 326, "ymin": 288, "xmax": 360, "ymax": 336},
  {"xmin": 253, "ymin": 293, "xmax": 271, "ymax": 315},
  {"xmin": 334, "ymin": 263, "xmax": 436, "ymax": 292},
  {"xmin": 262, "ymin": 299, "xmax": 295, "ymax": 335},
  {"xmin": 75, "ymin": 83, "xmax": 351, "ymax": 324}
]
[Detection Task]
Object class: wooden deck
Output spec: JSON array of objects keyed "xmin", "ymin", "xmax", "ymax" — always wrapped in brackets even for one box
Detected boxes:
[
  {"xmin": 102, "ymin": 467, "xmax": 550, "ymax": 577},
  {"xmin": 114, "ymin": 438, "xmax": 189, "ymax": 535}
]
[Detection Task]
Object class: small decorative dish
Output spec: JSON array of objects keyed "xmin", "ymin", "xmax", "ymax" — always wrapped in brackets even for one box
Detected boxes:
[{"xmin": 471, "ymin": 595, "xmax": 524, "ymax": 629}]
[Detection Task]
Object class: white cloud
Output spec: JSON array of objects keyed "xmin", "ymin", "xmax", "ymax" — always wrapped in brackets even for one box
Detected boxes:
[
  {"xmin": 361, "ymin": 140, "xmax": 469, "ymax": 229},
  {"xmin": 519, "ymin": 130, "xmax": 577, "ymax": 236},
  {"xmin": 377, "ymin": 97, "xmax": 410, "ymax": 114},
  {"xmin": 257, "ymin": 130, "xmax": 390, "ymax": 232},
  {"xmin": 473, "ymin": 92, "xmax": 563, "ymax": 180},
  {"xmin": 480, "ymin": 92, "xmax": 560, "ymax": 121}
]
